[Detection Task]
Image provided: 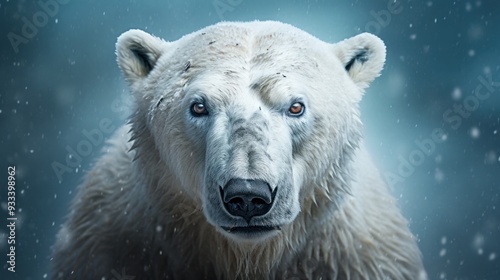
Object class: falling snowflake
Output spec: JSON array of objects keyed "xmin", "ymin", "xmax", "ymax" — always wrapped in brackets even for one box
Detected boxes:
[
  {"xmin": 470, "ymin": 127, "xmax": 480, "ymax": 139},
  {"xmin": 465, "ymin": 2, "xmax": 472, "ymax": 11},
  {"xmin": 439, "ymin": 248, "xmax": 447, "ymax": 257},
  {"xmin": 489, "ymin": 253, "xmax": 497, "ymax": 261},
  {"xmin": 485, "ymin": 151, "xmax": 497, "ymax": 164},
  {"xmin": 451, "ymin": 87, "xmax": 462, "ymax": 100},
  {"xmin": 435, "ymin": 168, "xmax": 445, "ymax": 183},
  {"xmin": 441, "ymin": 236, "xmax": 447, "ymax": 245}
]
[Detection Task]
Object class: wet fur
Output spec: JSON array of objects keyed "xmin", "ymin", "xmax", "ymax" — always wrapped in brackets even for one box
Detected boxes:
[{"xmin": 51, "ymin": 21, "xmax": 426, "ymax": 279}]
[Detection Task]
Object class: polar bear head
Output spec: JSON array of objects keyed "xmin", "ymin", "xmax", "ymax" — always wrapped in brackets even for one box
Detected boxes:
[{"xmin": 116, "ymin": 21, "xmax": 385, "ymax": 242}]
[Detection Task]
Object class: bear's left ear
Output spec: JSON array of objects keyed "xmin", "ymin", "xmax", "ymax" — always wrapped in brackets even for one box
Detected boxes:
[
  {"xmin": 116, "ymin": 29, "xmax": 167, "ymax": 89},
  {"xmin": 332, "ymin": 33, "xmax": 386, "ymax": 90}
]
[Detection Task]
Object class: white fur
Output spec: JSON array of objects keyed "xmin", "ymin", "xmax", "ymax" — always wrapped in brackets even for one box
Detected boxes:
[
  {"xmin": 333, "ymin": 32, "xmax": 386, "ymax": 90},
  {"xmin": 51, "ymin": 21, "xmax": 426, "ymax": 279}
]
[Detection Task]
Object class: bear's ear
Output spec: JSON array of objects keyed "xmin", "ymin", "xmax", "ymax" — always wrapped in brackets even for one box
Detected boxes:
[
  {"xmin": 332, "ymin": 33, "xmax": 386, "ymax": 90},
  {"xmin": 116, "ymin": 29, "xmax": 166, "ymax": 88}
]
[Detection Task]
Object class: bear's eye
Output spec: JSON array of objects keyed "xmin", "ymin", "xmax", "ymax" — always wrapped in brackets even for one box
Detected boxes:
[
  {"xmin": 288, "ymin": 102, "xmax": 305, "ymax": 116},
  {"xmin": 191, "ymin": 102, "xmax": 208, "ymax": 116}
]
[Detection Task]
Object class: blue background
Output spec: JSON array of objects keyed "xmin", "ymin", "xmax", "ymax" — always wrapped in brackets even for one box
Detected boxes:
[{"xmin": 1, "ymin": 0, "xmax": 499, "ymax": 279}]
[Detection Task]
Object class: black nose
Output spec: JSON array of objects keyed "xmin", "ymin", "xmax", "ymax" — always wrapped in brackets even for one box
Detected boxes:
[{"xmin": 221, "ymin": 179, "xmax": 276, "ymax": 223}]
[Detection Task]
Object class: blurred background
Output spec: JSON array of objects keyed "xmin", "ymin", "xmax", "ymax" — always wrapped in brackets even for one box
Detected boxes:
[{"xmin": 1, "ymin": 0, "xmax": 499, "ymax": 279}]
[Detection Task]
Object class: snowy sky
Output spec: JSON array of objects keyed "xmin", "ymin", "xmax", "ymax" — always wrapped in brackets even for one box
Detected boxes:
[{"xmin": 1, "ymin": 0, "xmax": 499, "ymax": 279}]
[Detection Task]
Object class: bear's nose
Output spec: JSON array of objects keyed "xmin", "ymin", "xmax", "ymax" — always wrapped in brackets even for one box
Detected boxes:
[{"xmin": 221, "ymin": 179, "xmax": 276, "ymax": 223}]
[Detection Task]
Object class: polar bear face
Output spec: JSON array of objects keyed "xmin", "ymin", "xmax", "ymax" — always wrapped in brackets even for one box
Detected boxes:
[{"xmin": 116, "ymin": 21, "xmax": 385, "ymax": 242}]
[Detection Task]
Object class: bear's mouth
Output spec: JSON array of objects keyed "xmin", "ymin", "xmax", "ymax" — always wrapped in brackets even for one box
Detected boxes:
[
  {"xmin": 222, "ymin": 225, "xmax": 281, "ymax": 233},
  {"xmin": 221, "ymin": 225, "xmax": 281, "ymax": 239}
]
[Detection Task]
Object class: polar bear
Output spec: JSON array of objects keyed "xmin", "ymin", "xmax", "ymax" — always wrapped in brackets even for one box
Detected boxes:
[{"xmin": 51, "ymin": 21, "xmax": 426, "ymax": 279}]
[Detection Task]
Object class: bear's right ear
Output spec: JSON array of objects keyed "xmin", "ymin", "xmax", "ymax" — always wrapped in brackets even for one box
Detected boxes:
[
  {"xmin": 332, "ymin": 33, "xmax": 386, "ymax": 90},
  {"xmin": 116, "ymin": 29, "xmax": 166, "ymax": 89}
]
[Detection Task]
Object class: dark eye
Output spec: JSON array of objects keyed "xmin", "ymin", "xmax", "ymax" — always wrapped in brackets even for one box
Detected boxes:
[
  {"xmin": 288, "ymin": 102, "xmax": 305, "ymax": 116},
  {"xmin": 191, "ymin": 102, "xmax": 208, "ymax": 116}
]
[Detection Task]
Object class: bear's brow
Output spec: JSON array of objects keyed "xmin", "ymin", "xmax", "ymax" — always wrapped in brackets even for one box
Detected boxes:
[{"xmin": 250, "ymin": 74, "xmax": 284, "ymax": 97}]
